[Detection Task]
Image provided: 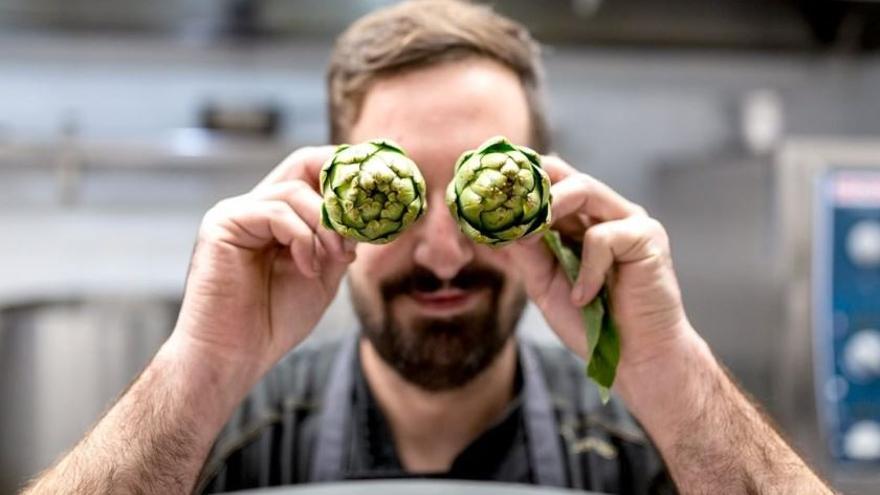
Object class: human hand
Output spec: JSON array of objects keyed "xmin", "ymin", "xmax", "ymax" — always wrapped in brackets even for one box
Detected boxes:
[
  {"xmin": 506, "ymin": 156, "xmax": 693, "ymax": 382},
  {"xmin": 169, "ymin": 146, "xmax": 357, "ymax": 382}
]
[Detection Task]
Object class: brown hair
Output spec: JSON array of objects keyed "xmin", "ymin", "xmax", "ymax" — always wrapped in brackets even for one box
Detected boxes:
[{"xmin": 326, "ymin": 0, "xmax": 549, "ymax": 152}]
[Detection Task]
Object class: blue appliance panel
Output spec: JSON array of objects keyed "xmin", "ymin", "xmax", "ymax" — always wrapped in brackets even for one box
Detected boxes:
[{"xmin": 814, "ymin": 168, "xmax": 880, "ymax": 465}]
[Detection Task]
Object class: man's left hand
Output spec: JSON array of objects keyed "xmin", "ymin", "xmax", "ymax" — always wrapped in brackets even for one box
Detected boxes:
[{"xmin": 506, "ymin": 155, "xmax": 693, "ymax": 378}]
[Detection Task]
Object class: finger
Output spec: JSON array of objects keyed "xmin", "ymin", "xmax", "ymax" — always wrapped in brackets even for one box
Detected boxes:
[
  {"xmin": 254, "ymin": 145, "xmax": 336, "ymax": 192},
  {"xmin": 572, "ymin": 225, "xmax": 614, "ymax": 306},
  {"xmin": 321, "ymin": 247, "xmax": 355, "ymax": 291},
  {"xmin": 218, "ymin": 199, "xmax": 322, "ymax": 278},
  {"xmin": 539, "ymin": 154, "xmax": 579, "ymax": 183},
  {"xmin": 502, "ymin": 240, "xmax": 558, "ymax": 303},
  {"xmin": 572, "ymin": 216, "xmax": 667, "ymax": 306},
  {"xmin": 253, "ymin": 180, "xmax": 354, "ymax": 263},
  {"xmin": 504, "ymin": 241, "xmax": 590, "ymax": 358},
  {"xmin": 550, "ymin": 173, "xmax": 645, "ymax": 224},
  {"xmin": 262, "ymin": 201, "xmax": 322, "ymax": 279}
]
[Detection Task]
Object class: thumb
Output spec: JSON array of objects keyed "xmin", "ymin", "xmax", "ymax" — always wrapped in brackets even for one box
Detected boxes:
[{"xmin": 504, "ymin": 240, "xmax": 589, "ymax": 358}]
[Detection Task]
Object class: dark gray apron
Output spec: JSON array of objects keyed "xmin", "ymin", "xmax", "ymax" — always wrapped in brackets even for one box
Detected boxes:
[{"xmin": 309, "ymin": 336, "xmax": 567, "ymax": 487}]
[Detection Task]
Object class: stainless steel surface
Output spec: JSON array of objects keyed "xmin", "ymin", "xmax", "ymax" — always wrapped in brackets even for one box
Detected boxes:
[
  {"xmin": 0, "ymin": 298, "xmax": 177, "ymax": 493},
  {"xmin": 0, "ymin": 132, "xmax": 293, "ymax": 207},
  {"xmin": 0, "ymin": 209, "xmax": 202, "ymax": 304},
  {"xmin": 229, "ymin": 480, "xmax": 592, "ymax": 495},
  {"xmin": 653, "ymin": 156, "xmax": 783, "ymax": 408}
]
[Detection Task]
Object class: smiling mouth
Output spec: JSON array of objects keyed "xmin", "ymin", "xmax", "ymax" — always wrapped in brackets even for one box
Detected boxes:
[{"xmin": 406, "ymin": 288, "xmax": 484, "ymax": 315}]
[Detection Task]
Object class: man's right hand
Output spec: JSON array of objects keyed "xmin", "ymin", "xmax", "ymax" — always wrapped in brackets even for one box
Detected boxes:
[
  {"xmin": 23, "ymin": 147, "xmax": 358, "ymax": 495},
  {"xmin": 170, "ymin": 146, "xmax": 357, "ymax": 383}
]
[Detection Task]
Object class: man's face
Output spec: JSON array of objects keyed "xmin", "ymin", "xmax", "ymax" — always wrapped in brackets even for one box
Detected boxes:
[{"xmin": 346, "ymin": 57, "xmax": 533, "ymax": 390}]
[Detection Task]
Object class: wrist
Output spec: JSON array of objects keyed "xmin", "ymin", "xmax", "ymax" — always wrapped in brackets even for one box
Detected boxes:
[
  {"xmin": 157, "ymin": 332, "xmax": 262, "ymax": 428},
  {"xmin": 615, "ymin": 325, "xmax": 722, "ymax": 447}
]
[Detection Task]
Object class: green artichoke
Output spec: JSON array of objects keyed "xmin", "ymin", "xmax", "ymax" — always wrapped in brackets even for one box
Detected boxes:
[
  {"xmin": 320, "ymin": 139, "xmax": 427, "ymax": 244},
  {"xmin": 446, "ymin": 136, "xmax": 619, "ymax": 402},
  {"xmin": 445, "ymin": 136, "xmax": 552, "ymax": 246}
]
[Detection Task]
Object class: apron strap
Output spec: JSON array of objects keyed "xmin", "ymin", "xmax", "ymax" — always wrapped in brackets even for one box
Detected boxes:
[
  {"xmin": 310, "ymin": 336, "xmax": 566, "ymax": 487},
  {"xmin": 309, "ymin": 335, "xmax": 358, "ymax": 482},
  {"xmin": 520, "ymin": 342, "xmax": 568, "ymax": 487}
]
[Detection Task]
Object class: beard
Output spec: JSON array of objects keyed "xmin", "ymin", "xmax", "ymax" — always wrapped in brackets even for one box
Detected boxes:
[{"xmin": 351, "ymin": 263, "xmax": 526, "ymax": 391}]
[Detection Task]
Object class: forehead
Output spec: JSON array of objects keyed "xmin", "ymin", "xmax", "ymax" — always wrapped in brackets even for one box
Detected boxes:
[{"xmin": 348, "ymin": 58, "xmax": 532, "ymax": 186}]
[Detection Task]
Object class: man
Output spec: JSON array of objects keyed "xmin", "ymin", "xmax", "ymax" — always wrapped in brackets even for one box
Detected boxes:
[{"xmin": 25, "ymin": 1, "xmax": 832, "ymax": 494}]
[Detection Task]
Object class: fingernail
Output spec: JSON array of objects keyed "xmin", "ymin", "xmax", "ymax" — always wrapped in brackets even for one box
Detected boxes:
[{"xmin": 343, "ymin": 239, "xmax": 358, "ymax": 253}]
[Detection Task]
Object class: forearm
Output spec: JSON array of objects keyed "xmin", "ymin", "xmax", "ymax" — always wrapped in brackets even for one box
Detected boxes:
[
  {"xmin": 24, "ymin": 335, "xmax": 257, "ymax": 494},
  {"xmin": 617, "ymin": 327, "xmax": 833, "ymax": 494}
]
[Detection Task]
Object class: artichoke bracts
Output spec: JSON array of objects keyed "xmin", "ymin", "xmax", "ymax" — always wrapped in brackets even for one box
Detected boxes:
[
  {"xmin": 320, "ymin": 140, "xmax": 427, "ymax": 244},
  {"xmin": 445, "ymin": 136, "xmax": 551, "ymax": 246},
  {"xmin": 446, "ymin": 136, "xmax": 620, "ymax": 402}
]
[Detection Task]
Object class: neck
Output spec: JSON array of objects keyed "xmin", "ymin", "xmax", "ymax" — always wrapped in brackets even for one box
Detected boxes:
[{"xmin": 359, "ymin": 337, "xmax": 517, "ymax": 473}]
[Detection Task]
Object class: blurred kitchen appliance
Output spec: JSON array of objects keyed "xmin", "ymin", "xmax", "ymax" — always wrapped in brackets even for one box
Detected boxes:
[
  {"xmin": 652, "ymin": 137, "xmax": 880, "ymax": 494},
  {"xmin": 199, "ymin": 101, "xmax": 283, "ymax": 138},
  {"xmin": 778, "ymin": 140, "xmax": 880, "ymax": 492},
  {"xmin": 812, "ymin": 168, "xmax": 880, "ymax": 467},
  {"xmin": 812, "ymin": 169, "xmax": 880, "ymax": 465},
  {"xmin": 0, "ymin": 298, "xmax": 177, "ymax": 493}
]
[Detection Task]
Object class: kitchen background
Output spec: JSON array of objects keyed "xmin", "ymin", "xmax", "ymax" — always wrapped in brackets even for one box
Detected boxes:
[{"xmin": 1, "ymin": 0, "xmax": 879, "ymax": 493}]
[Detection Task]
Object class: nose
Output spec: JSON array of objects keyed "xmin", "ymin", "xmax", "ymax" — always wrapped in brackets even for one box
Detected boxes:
[{"xmin": 412, "ymin": 190, "xmax": 475, "ymax": 281}]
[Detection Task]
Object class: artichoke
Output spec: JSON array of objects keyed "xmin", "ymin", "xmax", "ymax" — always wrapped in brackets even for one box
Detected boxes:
[
  {"xmin": 447, "ymin": 136, "xmax": 619, "ymax": 402},
  {"xmin": 320, "ymin": 139, "xmax": 427, "ymax": 244},
  {"xmin": 445, "ymin": 136, "xmax": 551, "ymax": 246}
]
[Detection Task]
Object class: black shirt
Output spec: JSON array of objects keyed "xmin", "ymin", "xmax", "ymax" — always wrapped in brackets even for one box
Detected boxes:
[
  {"xmin": 346, "ymin": 350, "xmax": 532, "ymax": 482},
  {"xmin": 198, "ymin": 336, "xmax": 675, "ymax": 494}
]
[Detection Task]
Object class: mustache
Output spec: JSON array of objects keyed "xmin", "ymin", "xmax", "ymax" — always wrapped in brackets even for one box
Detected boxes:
[{"xmin": 380, "ymin": 263, "xmax": 506, "ymax": 300}]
